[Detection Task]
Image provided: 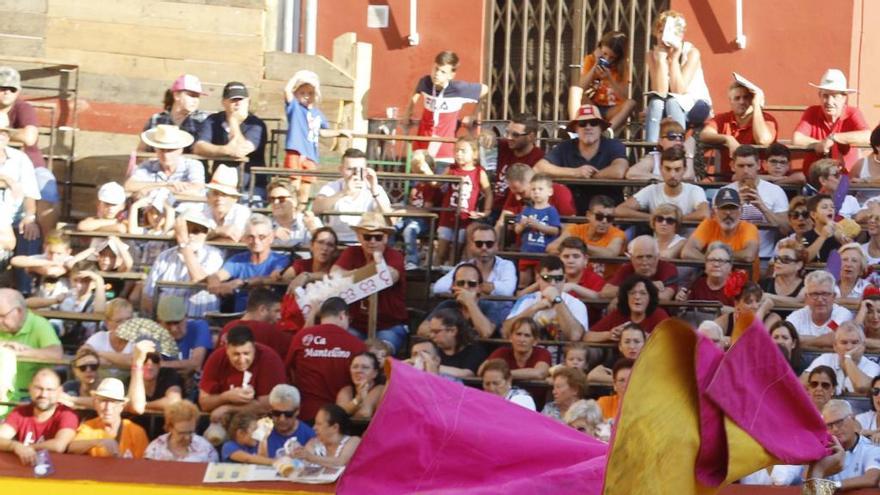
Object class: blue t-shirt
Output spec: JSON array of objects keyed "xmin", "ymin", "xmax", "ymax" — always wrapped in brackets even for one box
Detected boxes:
[
  {"xmin": 284, "ymin": 100, "xmax": 328, "ymax": 162},
  {"xmin": 267, "ymin": 422, "xmax": 317, "ymax": 458},
  {"xmin": 221, "ymin": 440, "xmax": 258, "ymax": 462},
  {"xmin": 223, "ymin": 251, "xmax": 291, "ymax": 311},
  {"xmin": 174, "ymin": 320, "xmax": 213, "ymax": 361},
  {"xmin": 544, "ymin": 137, "xmax": 626, "ymax": 170},
  {"xmin": 517, "ymin": 205, "xmax": 561, "ymax": 253},
  {"xmin": 197, "ymin": 112, "xmax": 267, "ymax": 168}
]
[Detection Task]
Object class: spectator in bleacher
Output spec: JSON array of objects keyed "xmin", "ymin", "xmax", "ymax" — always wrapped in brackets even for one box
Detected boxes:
[
  {"xmin": 547, "ymin": 237, "xmax": 604, "ymax": 301},
  {"xmin": 266, "ymin": 384, "xmax": 315, "ymax": 458},
  {"xmin": 807, "ymin": 366, "xmax": 837, "ymax": 413},
  {"xmin": 142, "ymin": 211, "xmax": 223, "ymax": 317},
  {"xmin": 808, "ymin": 159, "xmax": 864, "ymax": 221},
  {"xmin": 837, "ymin": 243, "xmax": 873, "ymax": 303},
  {"xmin": 290, "ymin": 403, "xmax": 361, "ymax": 469},
  {"xmin": 285, "ymin": 297, "xmax": 366, "ymax": 422},
  {"xmin": 331, "ymin": 212, "xmax": 408, "ymax": 353},
  {"xmin": 541, "ymin": 366, "xmax": 587, "ymax": 421},
  {"xmin": 803, "ymin": 194, "xmax": 850, "ymax": 263},
  {"xmin": 395, "ymin": 153, "xmax": 437, "ymax": 270},
  {"xmin": 60, "ymin": 347, "xmax": 101, "ymax": 409},
  {"xmin": 597, "ymin": 358, "xmax": 634, "ymax": 421},
  {"xmin": 406, "ymin": 338, "xmax": 447, "ymax": 378},
  {"xmin": 626, "ymin": 118, "xmax": 696, "ymax": 180},
  {"xmin": 568, "ymin": 31, "xmax": 636, "ymax": 135},
  {"xmin": 284, "ymin": 226, "xmax": 338, "ymax": 291},
  {"xmin": 127, "ymin": 339, "xmax": 182, "ymax": 414},
  {"xmin": 600, "ymin": 236, "xmax": 678, "ymax": 301},
  {"xmin": 560, "ymin": 342, "xmax": 589, "ymax": 375},
  {"xmin": 855, "ymin": 290, "xmax": 880, "ymax": 351},
  {"xmin": 854, "ymin": 375, "xmax": 880, "ymax": 444},
  {"xmin": 221, "ymin": 412, "xmax": 272, "ymax": 464},
  {"xmin": 699, "ymin": 79, "xmax": 777, "ymax": 177},
  {"xmin": 587, "ymin": 323, "xmax": 645, "ymax": 385},
  {"xmin": 650, "ymin": 204, "xmax": 685, "ymax": 259},
  {"xmin": 139, "ymin": 75, "xmax": 209, "ymax": 154},
  {"xmin": 68, "ymin": 377, "xmax": 149, "ymax": 458},
  {"xmin": 26, "ymin": 262, "xmax": 107, "ymax": 337},
  {"xmin": 0, "ymin": 288, "xmax": 62, "ymax": 401},
  {"xmin": 84, "ymin": 298, "xmax": 134, "ymax": 370},
  {"xmin": 713, "ymin": 281, "xmax": 779, "ymax": 337},
  {"xmin": 564, "ymin": 399, "xmax": 605, "ymax": 440},
  {"xmin": 615, "ymin": 147, "xmax": 708, "ymax": 219},
  {"xmin": 126, "ymin": 125, "xmax": 205, "ymax": 199},
  {"xmin": 644, "ymin": 10, "xmax": 711, "ymax": 143},
  {"xmin": 760, "ymin": 142, "xmax": 805, "ymax": 186},
  {"xmin": 207, "ymin": 214, "xmax": 290, "ymax": 313},
  {"xmin": 267, "ymin": 177, "xmax": 321, "ymax": 247},
  {"xmin": 283, "ymin": 69, "xmax": 330, "ymax": 207},
  {"xmin": 851, "ymin": 126, "xmax": 880, "ymax": 203},
  {"xmin": 820, "ymin": 399, "xmax": 880, "ymax": 490},
  {"xmin": 365, "ymin": 338, "xmax": 391, "ymax": 365},
  {"xmin": 427, "ymin": 307, "xmax": 487, "ymax": 378},
  {"xmin": 145, "ymin": 399, "xmax": 218, "ymax": 463},
  {"xmin": 480, "ymin": 359, "xmax": 536, "ymax": 411},
  {"xmin": 589, "ymin": 276, "xmax": 669, "ymax": 342},
  {"xmin": 678, "ymin": 242, "xmax": 736, "ymax": 306},
  {"xmin": 761, "ymin": 238, "xmax": 807, "ymax": 306},
  {"xmin": 76, "ymin": 181, "xmax": 127, "ymax": 233},
  {"xmin": 720, "ymin": 145, "xmax": 789, "ymax": 258},
  {"xmin": 0, "ymin": 123, "xmax": 41, "ymax": 287},
  {"xmin": 485, "ymin": 113, "xmax": 544, "ymax": 223},
  {"xmin": 219, "ymin": 288, "xmax": 289, "ymax": 351},
  {"xmin": 802, "ymin": 322, "xmax": 879, "ymax": 395},
  {"xmin": 193, "ymin": 81, "xmax": 267, "ymax": 173},
  {"xmin": 770, "ymin": 321, "xmax": 805, "ymax": 374},
  {"xmin": 313, "ymin": 148, "xmax": 392, "ymax": 243},
  {"xmin": 681, "ymin": 189, "xmax": 759, "ymax": 262},
  {"xmin": 482, "ymin": 317, "xmax": 551, "ymax": 381},
  {"xmin": 787, "ymin": 270, "xmax": 853, "ymax": 348},
  {"xmin": 418, "ymin": 263, "xmax": 494, "ymax": 339},
  {"xmin": 502, "ymin": 256, "xmax": 588, "ymax": 341},
  {"xmin": 336, "ymin": 352, "xmax": 386, "ymax": 419},
  {"xmin": 495, "ymin": 163, "xmax": 576, "ymax": 238},
  {"xmin": 192, "ymin": 164, "xmax": 251, "ymax": 242},
  {"xmin": 775, "ymin": 196, "xmax": 813, "ymax": 253},
  {"xmin": 698, "ymin": 321, "xmax": 727, "ymax": 350},
  {"xmin": 154, "ymin": 295, "xmax": 212, "ymax": 379},
  {"xmin": 547, "ymin": 195, "xmax": 626, "ymax": 278},
  {"xmin": 793, "ymin": 69, "xmax": 871, "ymax": 176},
  {"xmin": 513, "ymin": 174, "xmax": 561, "ymax": 286},
  {"xmin": 862, "ymin": 213, "xmax": 880, "ymax": 265},
  {"xmin": 11, "ymin": 232, "xmax": 85, "ymax": 280},
  {"xmin": 0, "ymin": 369, "xmax": 77, "ymax": 466},
  {"xmin": 199, "ymin": 326, "xmax": 286, "ymax": 423}
]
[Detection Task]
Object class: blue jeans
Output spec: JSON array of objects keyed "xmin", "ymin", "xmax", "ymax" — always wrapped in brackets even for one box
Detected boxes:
[
  {"xmin": 348, "ymin": 324, "xmax": 409, "ymax": 355},
  {"xmin": 396, "ymin": 218, "xmax": 428, "ymax": 266},
  {"xmin": 13, "ymin": 219, "xmax": 42, "ymax": 295},
  {"xmin": 645, "ymin": 96, "xmax": 687, "ymax": 142}
]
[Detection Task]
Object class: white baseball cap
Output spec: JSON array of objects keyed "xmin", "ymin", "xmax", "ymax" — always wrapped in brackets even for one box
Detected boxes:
[{"xmin": 97, "ymin": 182, "xmax": 126, "ymax": 205}]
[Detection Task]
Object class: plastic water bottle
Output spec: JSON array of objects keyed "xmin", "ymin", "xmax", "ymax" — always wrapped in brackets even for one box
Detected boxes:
[{"xmin": 33, "ymin": 450, "xmax": 54, "ymax": 477}]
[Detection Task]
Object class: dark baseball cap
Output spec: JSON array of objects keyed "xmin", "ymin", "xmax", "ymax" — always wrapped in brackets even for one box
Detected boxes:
[
  {"xmin": 222, "ymin": 82, "xmax": 249, "ymax": 100},
  {"xmin": 714, "ymin": 188, "xmax": 741, "ymax": 208}
]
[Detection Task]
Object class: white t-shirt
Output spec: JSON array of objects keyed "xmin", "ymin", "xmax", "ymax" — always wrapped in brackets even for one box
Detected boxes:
[
  {"xmin": 633, "ymin": 183, "xmax": 707, "ymax": 215},
  {"xmin": 828, "ymin": 436, "xmax": 880, "ymax": 483},
  {"xmin": 505, "ymin": 292, "xmax": 589, "ymax": 335},
  {"xmin": 317, "ymin": 179, "xmax": 390, "ymax": 243},
  {"xmin": 722, "ymin": 180, "xmax": 788, "ymax": 258},
  {"xmin": 839, "ymin": 195, "xmax": 863, "ymax": 219},
  {"xmin": 505, "ymin": 388, "xmax": 537, "ymax": 411},
  {"xmin": 785, "ymin": 305, "xmax": 852, "ymax": 338},
  {"xmin": 861, "ymin": 242, "xmax": 880, "ymax": 265},
  {"xmin": 0, "ymin": 146, "xmax": 40, "ymax": 219},
  {"xmin": 804, "ymin": 352, "xmax": 880, "ymax": 394},
  {"xmin": 856, "ymin": 411, "xmax": 879, "ymax": 432},
  {"xmin": 738, "ymin": 465, "xmax": 802, "ymax": 486},
  {"xmin": 85, "ymin": 331, "xmax": 133, "ymax": 354}
]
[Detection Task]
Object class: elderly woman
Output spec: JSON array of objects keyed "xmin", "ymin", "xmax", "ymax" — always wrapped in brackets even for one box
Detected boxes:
[
  {"xmin": 596, "ymin": 358, "xmax": 634, "ymax": 421},
  {"xmin": 587, "ymin": 323, "xmax": 645, "ymax": 385},
  {"xmin": 291, "ymin": 404, "xmax": 361, "ymax": 469},
  {"xmin": 483, "ymin": 317, "xmax": 551, "ymax": 380},
  {"xmin": 267, "ymin": 177, "xmax": 322, "ymax": 247},
  {"xmin": 775, "ymin": 196, "xmax": 813, "ymax": 252},
  {"xmin": 714, "ymin": 281, "xmax": 779, "ymax": 337},
  {"xmin": 806, "ymin": 365, "xmax": 838, "ymax": 413},
  {"xmin": 770, "ymin": 321, "xmax": 805, "ymax": 374},
  {"xmin": 785, "ymin": 270, "xmax": 854, "ymax": 348},
  {"xmin": 862, "ymin": 212, "xmax": 880, "ymax": 264},
  {"xmin": 61, "ymin": 347, "xmax": 101, "ymax": 409},
  {"xmin": 838, "ymin": 243, "xmax": 873, "ymax": 302},
  {"xmin": 563, "ymin": 399, "xmax": 605, "ymax": 440},
  {"xmin": 144, "ymin": 400, "xmax": 218, "ymax": 462},
  {"xmin": 480, "ymin": 358, "xmax": 536, "ymax": 411},
  {"xmin": 650, "ymin": 203, "xmax": 685, "ymax": 259},
  {"xmin": 761, "ymin": 238, "xmax": 807, "ymax": 305},
  {"xmin": 855, "ymin": 290, "xmax": 880, "ymax": 351},
  {"xmin": 541, "ymin": 367, "xmax": 588, "ymax": 421},
  {"xmin": 854, "ymin": 375, "xmax": 880, "ymax": 444},
  {"xmin": 803, "ymin": 193, "xmax": 849, "ymax": 263},
  {"xmin": 285, "ymin": 226, "xmax": 338, "ymax": 290},
  {"xmin": 428, "ymin": 308, "xmax": 487, "ymax": 378},
  {"xmin": 676, "ymin": 242, "xmax": 735, "ymax": 306},
  {"xmin": 588, "ymin": 276, "xmax": 669, "ymax": 343},
  {"xmin": 336, "ymin": 352, "xmax": 386, "ymax": 419}
]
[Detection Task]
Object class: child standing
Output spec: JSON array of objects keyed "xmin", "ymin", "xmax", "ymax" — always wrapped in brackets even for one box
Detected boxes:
[
  {"xmin": 396, "ymin": 152, "xmax": 437, "ymax": 270},
  {"xmin": 435, "ymin": 138, "xmax": 491, "ymax": 267},
  {"xmin": 283, "ymin": 70, "xmax": 330, "ymax": 208},
  {"xmin": 513, "ymin": 174, "xmax": 561, "ymax": 286}
]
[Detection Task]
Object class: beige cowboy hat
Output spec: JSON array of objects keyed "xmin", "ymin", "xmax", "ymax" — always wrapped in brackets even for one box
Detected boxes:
[
  {"xmin": 205, "ymin": 164, "xmax": 242, "ymax": 197},
  {"xmin": 91, "ymin": 377, "xmax": 127, "ymax": 402},
  {"xmin": 808, "ymin": 69, "xmax": 857, "ymax": 94},
  {"xmin": 351, "ymin": 212, "xmax": 395, "ymax": 234},
  {"xmin": 141, "ymin": 124, "xmax": 195, "ymax": 150}
]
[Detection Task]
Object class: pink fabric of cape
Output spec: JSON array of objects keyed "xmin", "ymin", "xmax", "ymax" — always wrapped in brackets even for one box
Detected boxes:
[
  {"xmin": 693, "ymin": 335, "xmax": 729, "ymax": 486},
  {"xmin": 338, "ymin": 360, "xmax": 608, "ymax": 495}
]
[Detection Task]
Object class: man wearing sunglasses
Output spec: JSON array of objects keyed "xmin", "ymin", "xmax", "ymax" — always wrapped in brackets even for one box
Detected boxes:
[
  {"xmin": 819, "ymin": 399, "xmax": 880, "ymax": 491},
  {"xmin": 615, "ymin": 146, "xmax": 708, "ymax": 220},
  {"xmin": 266, "ymin": 384, "xmax": 315, "ymax": 458},
  {"xmin": 502, "ymin": 256, "xmax": 587, "ymax": 341},
  {"xmin": 801, "ymin": 322, "xmax": 879, "ymax": 395},
  {"xmin": 626, "ymin": 118, "xmax": 696, "ymax": 181},
  {"xmin": 699, "ymin": 79, "xmax": 778, "ymax": 177},
  {"xmin": 480, "ymin": 113, "xmax": 545, "ymax": 222},
  {"xmin": 0, "ymin": 369, "xmax": 77, "ymax": 466},
  {"xmin": 681, "ymin": 188, "xmax": 759, "ymax": 263},
  {"xmin": 548, "ymin": 195, "xmax": 625, "ymax": 278},
  {"xmin": 419, "ymin": 263, "xmax": 494, "ymax": 339}
]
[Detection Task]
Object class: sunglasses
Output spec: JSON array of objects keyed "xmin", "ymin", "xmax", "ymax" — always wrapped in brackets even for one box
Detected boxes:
[
  {"xmin": 0, "ymin": 87, "xmax": 18, "ymax": 94},
  {"xmin": 363, "ymin": 233, "xmax": 386, "ymax": 242},
  {"xmin": 506, "ymin": 130, "xmax": 529, "ymax": 138},
  {"xmin": 576, "ymin": 119, "xmax": 604, "ymax": 128},
  {"xmin": 474, "ymin": 240, "xmax": 495, "ymax": 249},
  {"xmin": 540, "ymin": 274, "xmax": 565, "ymax": 283},
  {"xmin": 872, "ymin": 388, "xmax": 880, "ymax": 397},
  {"xmin": 767, "ymin": 158, "xmax": 789, "ymax": 165},
  {"xmin": 76, "ymin": 363, "xmax": 99, "ymax": 372},
  {"xmin": 270, "ymin": 410, "xmax": 296, "ymax": 418},
  {"xmin": 593, "ymin": 212, "xmax": 614, "ymax": 223},
  {"xmin": 654, "ymin": 216, "xmax": 677, "ymax": 225},
  {"xmin": 788, "ymin": 210, "xmax": 809, "ymax": 220},
  {"xmin": 663, "ymin": 132, "xmax": 685, "ymax": 141},
  {"xmin": 146, "ymin": 352, "xmax": 161, "ymax": 364},
  {"xmin": 454, "ymin": 280, "xmax": 480, "ymax": 288},
  {"xmin": 774, "ymin": 256, "xmax": 797, "ymax": 265},
  {"xmin": 269, "ymin": 195, "xmax": 292, "ymax": 204},
  {"xmin": 809, "ymin": 381, "xmax": 833, "ymax": 390}
]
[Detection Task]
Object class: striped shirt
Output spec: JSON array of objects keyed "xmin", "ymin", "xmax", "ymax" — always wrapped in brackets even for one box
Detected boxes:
[{"xmin": 144, "ymin": 244, "xmax": 224, "ymax": 317}]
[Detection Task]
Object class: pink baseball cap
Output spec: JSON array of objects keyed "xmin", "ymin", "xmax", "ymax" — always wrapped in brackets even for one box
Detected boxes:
[{"xmin": 170, "ymin": 74, "xmax": 206, "ymax": 95}]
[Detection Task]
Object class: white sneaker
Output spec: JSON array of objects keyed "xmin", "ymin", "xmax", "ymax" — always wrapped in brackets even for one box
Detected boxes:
[{"xmin": 405, "ymin": 262, "xmax": 419, "ymax": 271}]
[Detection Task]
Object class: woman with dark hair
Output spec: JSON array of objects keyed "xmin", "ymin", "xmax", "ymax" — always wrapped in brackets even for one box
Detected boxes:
[
  {"xmin": 285, "ymin": 226, "xmax": 339, "ymax": 290},
  {"xmin": 587, "ymin": 275, "xmax": 669, "ymax": 342},
  {"xmin": 569, "ymin": 30, "xmax": 636, "ymax": 134},
  {"xmin": 427, "ymin": 307, "xmax": 487, "ymax": 378},
  {"xmin": 138, "ymin": 75, "xmax": 209, "ymax": 154},
  {"xmin": 849, "ymin": 124, "xmax": 880, "ymax": 204},
  {"xmin": 60, "ymin": 347, "xmax": 102, "ymax": 409},
  {"xmin": 587, "ymin": 323, "xmax": 646, "ymax": 385},
  {"xmin": 761, "ymin": 238, "xmax": 807, "ymax": 305},
  {"xmin": 806, "ymin": 366, "xmax": 838, "ymax": 413},
  {"xmin": 713, "ymin": 280, "xmax": 779, "ymax": 336},
  {"xmin": 482, "ymin": 317, "xmax": 551, "ymax": 380},
  {"xmin": 854, "ymin": 375, "xmax": 880, "ymax": 443},
  {"xmin": 597, "ymin": 358, "xmax": 634, "ymax": 421},
  {"xmin": 770, "ymin": 321, "xmax": 805, "ymax": 374},
  {"xmin": 291, "ymin": 404, "xmax": 361, "ymax": 468},
  {"xmin": 541, "ymin": 367, "xmax": 588, "ymax": 421},
  {"xmin": 856, "ymin": 289, "xmax": 880, "ymax": 351},
  {"xmin": 336, "ymin": 352, "xmax": 386, "ymax": 419}
]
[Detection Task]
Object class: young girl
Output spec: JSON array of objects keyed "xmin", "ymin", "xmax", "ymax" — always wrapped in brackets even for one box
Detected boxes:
[
  {"xmin": 569, "ymin": 31, "xmax": 636, "ymax": 135},
  {"xmin": 221, "ymin": 413, "xmax": 274, "ymax": 465},
  {"xmin": 129, "ymin": 189, "xmax": 174, "ymax": 267},
  {"xmin": 435, "ymin": 137, "xmax": 492, "ymax": 266},
  {"xmin": 548, "ymin": 342, "xmax": 590, "ymax": 384}
]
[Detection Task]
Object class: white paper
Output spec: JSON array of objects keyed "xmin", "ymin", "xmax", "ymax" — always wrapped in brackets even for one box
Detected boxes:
[
  {"xmin": 242, "ymin": 370, "xmax": 252, "ymax": 389},
  {"xmin": 661, "ymin": 16, "xmax": 685, "ymax": 47},
  {"xmin": 732, "ymin": 72, "xmax": 763, "ymax": 95}
]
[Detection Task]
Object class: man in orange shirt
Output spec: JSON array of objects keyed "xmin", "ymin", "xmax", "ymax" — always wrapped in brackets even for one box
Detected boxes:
[
  {"xmin": 67, "ymin": 377, "xmax": 148, "ymax": 458},
  {"xmin": 681, "ymin": 188, "xmax": 759, "ymax": 262},
  {"xmin": 547, "ymin": 195, "xmax": 625, "ymax": 278}
]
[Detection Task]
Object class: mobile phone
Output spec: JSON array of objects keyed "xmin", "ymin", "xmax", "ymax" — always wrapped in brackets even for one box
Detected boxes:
[{"xmin": 597, "ymin": 57, "xmax": 611, "ymax": 69}]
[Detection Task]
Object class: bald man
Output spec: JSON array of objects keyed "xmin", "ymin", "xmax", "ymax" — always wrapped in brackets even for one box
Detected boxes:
[
  {"xmin": 0, "ymin": 288, "xmax": 62, "ymax": 401},
  {"xmin": 599, "ymin": 236, "xmax": 678, "ymax": 301},
  {"xmin": 0, "ymin": 369, "xmax": 78, "ymax": 465}
]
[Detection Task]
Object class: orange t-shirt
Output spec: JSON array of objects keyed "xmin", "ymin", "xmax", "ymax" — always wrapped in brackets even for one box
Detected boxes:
[
  {"xmin": 74, "ymin": 418, "xmax": 149, "ymax": 458},
  {"xmin": 581, "ymin": 54, "xmax": 629, "ymax": 107},
  {"xmin": 692, "ymin": 217, "xmax": 759, "ymax": 253},
  {"xmin": 564, "ymin": 223, "xmax": 626, "ymax": 278},
  {"xmin": 597, "ymin": 394, "xmax": 621, "ymax": 421}
]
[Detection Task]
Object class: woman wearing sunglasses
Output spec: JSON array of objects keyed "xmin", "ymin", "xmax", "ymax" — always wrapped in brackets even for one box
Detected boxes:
[
  {"xmin": 806, "ymin": 366, "xmax": 838, "ymax": 413},
  {"xmin": 775, "ymin": 196, "xmax": 813, "ymax": 252},
  {"xmin": 60, "ymin": 347, "xmax": 102, "ymax": 409},
  {"xmin": 650, "ymin": 203, "xmax": 685, "ymax": 259},
  {"xmin": 336, "ymin": 352, "xmax": 385, "ymax": 419},
  {"xmin": 760, "ymin": 238, "xmax": 807, "ymax": 306},
  {"xmin": 854, "ymin": 375, "xmax": 880, "ymax": 444},
  {"xmin": 128, "ymin": 341, "xmax": 183, "ymax": 414}
]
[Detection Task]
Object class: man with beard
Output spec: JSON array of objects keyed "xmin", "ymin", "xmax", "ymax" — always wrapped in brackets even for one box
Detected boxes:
[
  {"xmin": 682, "ymin": 188, "xmax": 759, "ymax": 262},
  {"xmin": 484, "ymin": 113, "xmax": 544, "ymax": 223},
  {"xmin": 614, "ymin": 146, "xmax": 708, "ymax": 219},
  {"xmin": 0, "ymin": 369, "xmax": 77, "ymax": 465}
]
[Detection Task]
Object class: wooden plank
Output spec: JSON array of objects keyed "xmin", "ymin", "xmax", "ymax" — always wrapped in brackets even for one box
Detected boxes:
[
  {"xmin": 263, "ymin": 51, "xmax": 354, "ymax": 87},
  {"xmin": 45, "ymin": 18, "xmax": 263, "ymax": 66},
  {"xmin": 0, "ymin": 11, "xmax": 46, "ymax": 38},
  {"xmin": 0, "ymin": 35, "xmax": 44, "ymax": 59}
]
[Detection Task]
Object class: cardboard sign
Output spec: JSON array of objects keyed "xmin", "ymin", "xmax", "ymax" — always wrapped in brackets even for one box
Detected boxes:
[{"xmin": 295, "ymin": 259, "xmax": 394, "ymax": 316}]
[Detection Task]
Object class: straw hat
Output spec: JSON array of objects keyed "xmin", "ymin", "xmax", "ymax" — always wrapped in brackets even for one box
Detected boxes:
[
  {"xmin": 141, "ymin": 124, "xmax": 194, "ymax": 150},
  {"xmin": 351, "ymin": 212, "xmax": 395, "ymax": 234},
  {"xmin": 567, "ymin": 104, "xmax": 610, "ymax": 130},
  {"xmin": 205, "ymin": 164, "xmax": 242, "ymax": 197},
  {"xmin": 808, "ymin": 69, "xmax": 857, "ymax": 94},
  {"xmin": 91, "ymin": 377, "xmax": 127, "ymax": 402}
]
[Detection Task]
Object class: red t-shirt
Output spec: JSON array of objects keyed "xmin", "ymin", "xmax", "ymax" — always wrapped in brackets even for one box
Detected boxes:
[
  {"xmin": 493, "ymin": 140, "xmax": 544, "ymax": 210},
  {"xmin": 291, "ymin": 258, "xmax": 312, "ymax": 274},
  {"xmin": 285, "ymin": 323, "xmax": 367, "ymax": 421},
  {"xmin": 439, "ymin": 164, "xmax": 486, "ymax": 228},
  {"xmin": 688, "ymin": 276, "xmax": 735, "ymax": 306},
  {"xmin": 589, "ymin": 308, "xmax": 669, "ymax": 334},
  {"xmin": 706, "ymin": 111, "xmax": 778, "ymax": 176},
  {"xmin": 4, "ymin": 404, "xmax": 78, "ymax": 445},
  {"xmin": 795, "ymin": 105, "xmax": 870, "ymax": 174},
  {"xmin": 502, "ymin": 183, "xmax": 577, "ymax": 217},
  {"xmin": 333, "ymin": 246, "xmax": 408, "ymax": 332},
  {"xmin": 220, "ymin": 320, "xmax": 292, "ymax": 355},
  {"xmin": 487, "ymin": 346, "xmax": 552, "ymax": 370},
  {"xmin": 607, "ymin": 260, "xmax": 679, "ymax": 291},
  {"xmin": 410, "ymin": 182, "xmax": 439, "ymax": 208},
  {"xmin": 8, "ymin": 99, "xmax": 45, "ymax": 168},
  {"xmin": 199, "ymin": 342, "xmax": 286, "ymax": 397},
  {"xmin": 576, "ymin": 268, "xmax": 606, "ymax": 292}
]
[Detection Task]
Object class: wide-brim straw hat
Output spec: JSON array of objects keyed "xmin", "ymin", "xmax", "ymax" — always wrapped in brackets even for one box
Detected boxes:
[
  {"xmin": 808, "ymin": 69, "xmax": 857, "ymax": 94},
  {"xmin": 141, "ymin": 124, "xmax": 194, "ymax": 150},
  {"xmin": 351, "ymin": 212, "xmax": 395, "ymax": 234}
]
